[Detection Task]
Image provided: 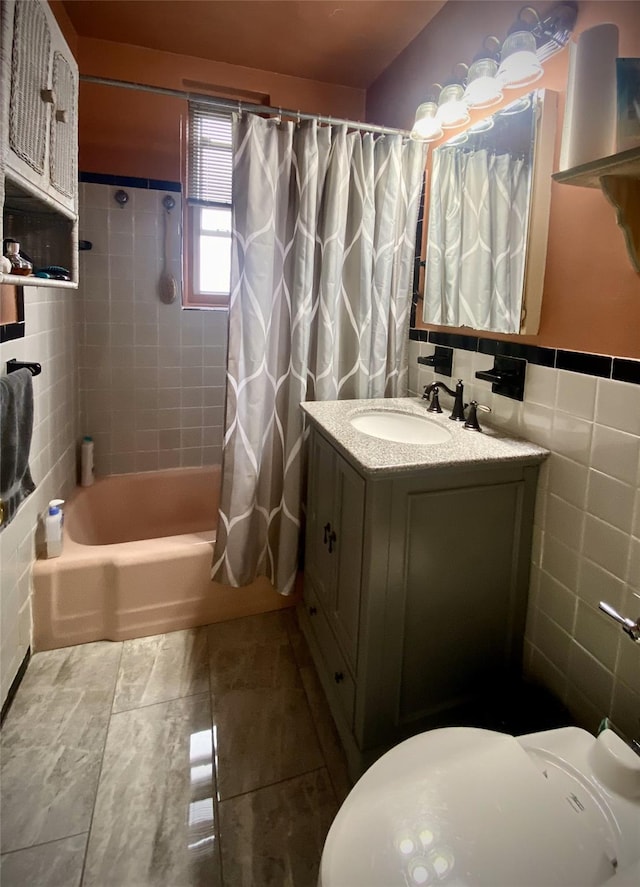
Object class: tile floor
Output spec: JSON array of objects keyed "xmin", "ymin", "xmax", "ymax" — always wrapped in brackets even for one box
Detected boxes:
[{"xmin": 0, "ymin": 610, "xmax": 351, "ymax": 886}]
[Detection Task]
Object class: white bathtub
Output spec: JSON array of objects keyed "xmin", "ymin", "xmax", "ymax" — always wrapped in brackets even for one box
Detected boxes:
[{"xmin": 32, "ymin": 467, "xmax": 294, "ymax": 650}]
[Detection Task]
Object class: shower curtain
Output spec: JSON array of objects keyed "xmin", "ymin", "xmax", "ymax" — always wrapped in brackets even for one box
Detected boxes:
[
  {"xmin": 423, "ymin": 148, "xmax": 530, "ymax": 334},
  {"xmin": 212, "ymin": 114, "xmax": 425, "ymax": 594}
]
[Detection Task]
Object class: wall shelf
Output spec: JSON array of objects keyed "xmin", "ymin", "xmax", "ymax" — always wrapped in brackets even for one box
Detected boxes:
[
  {"xmin": 0, "ymin": 273, "xmax": 76, "ymax": 289},
  {"xmin": 553, "ymin": 146, "xmax": 640, "ymax": 273}
]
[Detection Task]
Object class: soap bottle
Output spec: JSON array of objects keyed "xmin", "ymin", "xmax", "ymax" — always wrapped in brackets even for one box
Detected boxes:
[
  {"xmin": 45, "ymin": 501, "xmax": 63, "ymax": 558},
  {"xmin": 4, "ymin": 242, "xmax": 32, "ymax": 276},
  {"xmin": 81, "ymin": 436, "xmax": 94, "ymax": 486}
]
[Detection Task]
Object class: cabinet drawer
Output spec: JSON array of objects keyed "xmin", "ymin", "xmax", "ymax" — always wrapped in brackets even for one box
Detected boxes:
[{"xmin": 303, "ymin": 582, "xmax": 356, "ymax": 726}]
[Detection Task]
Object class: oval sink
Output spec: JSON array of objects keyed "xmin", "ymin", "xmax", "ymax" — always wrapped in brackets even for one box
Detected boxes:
[{"xmin": 350, "ymin": 410, "xmax": 452, "ymax": 445}]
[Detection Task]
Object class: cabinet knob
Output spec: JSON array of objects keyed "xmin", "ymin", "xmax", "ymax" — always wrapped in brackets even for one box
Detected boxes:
[
  {"xmin": 334, "ymin": 671, "xmax": 344, "ymax": 684},
  {"xmin": 308, "ymin": 606, "xmax": 317, "ymax": 616},
  {"xmin": 40, "ymin": 88, "xmax": 56, "ymax": 104},
  {"xmin": 55, "ymin": 109, "xmax": 68, "ymax": 124}
]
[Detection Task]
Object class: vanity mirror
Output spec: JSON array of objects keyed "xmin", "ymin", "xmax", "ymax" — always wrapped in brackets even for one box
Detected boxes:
[{"xmin": 423, "ymin": 89, "xmax": 556, "ymax": 335}]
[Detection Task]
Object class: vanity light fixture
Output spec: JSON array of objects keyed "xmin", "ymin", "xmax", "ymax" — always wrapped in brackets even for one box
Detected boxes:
[{"xmin": 410, "ymin": 2, "xmax": 577, "ymax": 141}]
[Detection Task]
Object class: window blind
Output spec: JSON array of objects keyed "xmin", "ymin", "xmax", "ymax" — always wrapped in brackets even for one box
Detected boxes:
[{"xmin": 187, "ymin": 104, "xmax": 233, "ymax": 206}]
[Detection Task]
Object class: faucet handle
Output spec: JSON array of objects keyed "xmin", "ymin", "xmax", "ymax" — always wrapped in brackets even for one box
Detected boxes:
[
  {"xmin": 463, "ymin": 401, "xmax": 492, "ymax": 432},
  {"xmin": 423, "ymin": 385, "xmax": 443, "ymax": 413}
]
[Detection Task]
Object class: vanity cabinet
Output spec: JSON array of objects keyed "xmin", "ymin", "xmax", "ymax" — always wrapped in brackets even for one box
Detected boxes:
[
  {"xmin": 300, "ymin": 422, "xmax": 542, "ymax": 779},
  {"xmin": 0, "ymin": 0, "xmax": 79, "ymax": 288}
]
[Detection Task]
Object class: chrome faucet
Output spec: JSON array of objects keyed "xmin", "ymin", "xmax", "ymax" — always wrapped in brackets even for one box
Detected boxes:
[{"xmin": 422, "ymin": 379, "xmax": 467, "ymax": 421}]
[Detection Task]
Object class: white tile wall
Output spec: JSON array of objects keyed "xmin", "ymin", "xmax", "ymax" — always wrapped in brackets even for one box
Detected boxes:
[
  {"xmin": 409, "ymin": 340, "xmax": 640, "ymax": 739},
  {"xmin": 77, "ymin": 183, "xmax": 228, "ymax": 475},
  {"xmin": 0, "ymin": 286, "xmax": 79, "ymax": 706}
]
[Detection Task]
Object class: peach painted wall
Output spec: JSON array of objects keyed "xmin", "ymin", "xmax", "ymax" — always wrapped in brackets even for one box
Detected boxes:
[
  {"xmin": 75, "ymin": 37, "xmax": 366, "ymax": 182},
  {"xmin": 367, "ymin": 1, "xmax": 640, "ymax": 359}
]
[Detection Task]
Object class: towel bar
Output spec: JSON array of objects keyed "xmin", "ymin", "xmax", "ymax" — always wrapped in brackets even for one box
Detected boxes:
[{"xmin": 6, "ymin": 359, "xmax": 41, "ymax": 376}]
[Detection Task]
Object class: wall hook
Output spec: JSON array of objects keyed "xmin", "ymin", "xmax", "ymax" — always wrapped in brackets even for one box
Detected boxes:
[
  {"xmin": 114, "ymin": 189, "xmax": 129, "ymax": 207},
  {"xmin": 162, "ymin": 195, "xmax": 176, "ymax": 212}
]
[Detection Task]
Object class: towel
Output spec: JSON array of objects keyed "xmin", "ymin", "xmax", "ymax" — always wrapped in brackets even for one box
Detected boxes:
[{"xmin": 0, "ymin": 368, "xmax": 36, "ymax": 529}]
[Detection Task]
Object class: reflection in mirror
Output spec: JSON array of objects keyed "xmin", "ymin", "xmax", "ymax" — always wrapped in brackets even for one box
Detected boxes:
[{"xmin": 423, "ymin": 90, "xmax": 556, "ymax": 335}]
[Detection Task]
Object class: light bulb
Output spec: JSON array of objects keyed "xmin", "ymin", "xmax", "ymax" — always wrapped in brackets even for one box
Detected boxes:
[
  {"xmin": 411, "ymin": 101, "xmax": 444, "ymax": 142},
  {"xmin": 497, "ymin": 30, "xmax": 543, "ymax": 88},
  {"xmin": 463, "ymin": 58, "xmax": 503, "ymax": 108},
  {"xmin": 436, "ymin": 84, "xmax": 470, "ymax": 129}
]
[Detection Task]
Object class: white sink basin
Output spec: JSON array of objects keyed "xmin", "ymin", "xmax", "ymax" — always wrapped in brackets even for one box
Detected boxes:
[{"xmin": 350, "ymin": 410, "xmax": 452, "ymax": 445}]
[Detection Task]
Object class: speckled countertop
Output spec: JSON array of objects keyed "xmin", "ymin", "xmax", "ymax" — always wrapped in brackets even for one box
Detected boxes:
[{"xmin": 302, "ymin": 397, "xmax": 549, "ymax": 476}]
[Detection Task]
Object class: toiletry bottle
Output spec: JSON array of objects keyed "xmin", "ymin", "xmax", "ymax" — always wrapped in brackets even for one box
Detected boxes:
[
  {"xmin": 45, "ymin": 502, "xmax": 63, "ymax": 558},
  {"xmin": 4, "ymin": 242, "xmax": 32, "ymax": 276},
  {"xmin": 81, "ymin": 435, "xmax": 94, "ymax": 486}
]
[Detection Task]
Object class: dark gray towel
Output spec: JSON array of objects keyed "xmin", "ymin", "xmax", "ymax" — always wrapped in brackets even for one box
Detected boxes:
[{"xmin": 0, "ymin": 368, "xmax": 36, "ymax": 529}]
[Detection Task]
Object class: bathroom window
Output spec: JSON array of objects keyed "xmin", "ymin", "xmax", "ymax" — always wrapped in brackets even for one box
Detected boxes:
[{"xmin": 186, "ymin": 105, "xmax": 233, "ymax": 308}]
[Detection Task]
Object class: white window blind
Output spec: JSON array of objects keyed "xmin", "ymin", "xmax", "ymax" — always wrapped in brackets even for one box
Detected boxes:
[{"xmin": 188, "ymin": 104, "xmax": 233, "ymax": 206}]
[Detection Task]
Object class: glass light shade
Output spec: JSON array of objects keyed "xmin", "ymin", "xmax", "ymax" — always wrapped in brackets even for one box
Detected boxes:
[
  {"xmin": 436, "ymin": 84, "xmax": 470, "ymax": 129},
  {"xmin": 410, "ymin": 101, "xmax": 444, "ymax": 142},
  {"xmin": 497, "ymin": 30, "xmax": 543, "ymax": 88},
  {"xmin": 463, "ymin": 58, "xmax": 503, "ymax": 109}
]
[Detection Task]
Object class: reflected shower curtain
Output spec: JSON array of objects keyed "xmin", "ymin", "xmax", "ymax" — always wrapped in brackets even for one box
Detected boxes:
[
  {"xmin": 212, "ymin": 114, "xmax": 425, "ymax": 594},
  {"xmin": 423, "ymin": 148, "xmax": 530, "ymax": 334}
]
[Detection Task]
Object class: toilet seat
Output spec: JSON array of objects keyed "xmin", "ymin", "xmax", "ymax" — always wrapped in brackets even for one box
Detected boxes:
[{"xmin": 319, "ymin": 726, "xmax": 640, "ymax": 887}]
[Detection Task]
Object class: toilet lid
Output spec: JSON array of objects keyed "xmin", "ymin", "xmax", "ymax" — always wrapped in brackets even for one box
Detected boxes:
[{"xmin": 320, "ymin": 728, "xmax": 617, "ymax": 887}]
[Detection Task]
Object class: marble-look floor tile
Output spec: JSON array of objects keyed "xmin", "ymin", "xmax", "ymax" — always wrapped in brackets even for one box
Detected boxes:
[
  {"xmin": 207, "ymin": 612, "xmax": 299, "ymax": 694},
  {"xmin": 219, "ymin": 768, "xmax": 337, "ymax": 887},
  {"xmin": 284, "ymin": 608, "xmax": 314, "ymax": 670},
  {"xmin": 212, "ymin": 682, "xmax": 324, "ymax": 800},
  {"xmin": 300, "ymin": 665, "xmax": 352, "ymax": 805},
  {"xmin": 0, "ymin": 642, "xmax": 121, "ymax": 853},
  {"xmin": 0, "ymin": 834, "xmax": 87, "ymax": 887},
  {"xmin": 112, "ymin": 627, "xmax": 209, "ymax": 713},
  {"xmin": 83, "ymin": 693, "xmax": 221, "ymax": 887}
]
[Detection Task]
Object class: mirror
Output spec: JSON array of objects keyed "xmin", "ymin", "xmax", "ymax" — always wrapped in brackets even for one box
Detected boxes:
[{"xmin": 423, "ymin": 89, "xmax": 556, "ymax": 335}]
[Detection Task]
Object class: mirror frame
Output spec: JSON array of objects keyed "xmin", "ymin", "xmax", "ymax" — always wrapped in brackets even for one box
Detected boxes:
[{"xmin": 422, "ymin": 89, "xmax": 557, "ymax": 336}]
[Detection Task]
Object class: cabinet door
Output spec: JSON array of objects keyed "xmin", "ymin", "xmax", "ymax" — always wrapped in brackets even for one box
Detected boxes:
[
  {"xmin": 331, "ymin": 455, "xmax": 364, "ymax": 670},
  {"xmin": 8, "ymin": 0, "xmax": 51, "ymax": 177},
  {"xmin": 391, "ymin": 480, "xmax": 528, "ymax": 729},
  {"xmin": 305, "ymin": 429, "xmax": 364, "ymax": 671},
  {"xmin": 306, "ymin": 431, "xmax": 338, "ymax": 614},
  {"xmin": 49, "ymin": 49, "xmax": 77, "ymax": 201}
]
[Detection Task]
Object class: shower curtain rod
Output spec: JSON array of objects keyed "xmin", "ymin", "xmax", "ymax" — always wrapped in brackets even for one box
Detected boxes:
[{"xmin": 79, "ymin": 74, "xmax": 411, "ymax": 138}]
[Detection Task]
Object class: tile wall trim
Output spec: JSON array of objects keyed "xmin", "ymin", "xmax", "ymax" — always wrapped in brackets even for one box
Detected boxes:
[
  {"xmin": 409, "ymin": 329, "xmax": 640, "ymax": 385},
  {"xmin": 79, "ymin": 172, "xmax": 181, "ymax": 192}
]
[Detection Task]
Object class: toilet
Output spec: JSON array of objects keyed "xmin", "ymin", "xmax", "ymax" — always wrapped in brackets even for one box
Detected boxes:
[{"xmin": 319, "ymin": 726, "xmax": 640, "ymax": 887}]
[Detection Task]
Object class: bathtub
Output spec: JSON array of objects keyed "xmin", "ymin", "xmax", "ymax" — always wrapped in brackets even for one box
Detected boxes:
[{"xmin": 32, "ymin": 467, "xmax": 294, "ymax": 651}]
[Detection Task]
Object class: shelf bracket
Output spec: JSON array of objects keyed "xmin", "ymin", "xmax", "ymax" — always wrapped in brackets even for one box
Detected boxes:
[{"xmin": 600, "ymin": 175, "xmax": 640, "ymax": 274}]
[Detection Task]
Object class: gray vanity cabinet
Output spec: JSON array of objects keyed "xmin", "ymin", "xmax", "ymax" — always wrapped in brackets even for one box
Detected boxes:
[{"xmin": 300, "ymin": 424, "xmax": 541, "ymax": 779}]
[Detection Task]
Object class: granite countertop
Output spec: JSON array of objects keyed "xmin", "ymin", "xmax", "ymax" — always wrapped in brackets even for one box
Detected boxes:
[{"xmin": 301, "ymin": 397, "xmax": 549, "ymax": 476}]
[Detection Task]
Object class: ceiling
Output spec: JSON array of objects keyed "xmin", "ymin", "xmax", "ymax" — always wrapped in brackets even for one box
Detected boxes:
[{"xmin": 61, "ymin": 0, "xmax": 447, "ymax": 90}]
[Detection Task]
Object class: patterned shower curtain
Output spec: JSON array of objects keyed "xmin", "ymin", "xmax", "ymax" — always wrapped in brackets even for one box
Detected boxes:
[
  {"xmin": 212, "ymin": 114, "xmax": 425, "ymax": 594},
  {"xmin": 423, "ymin": 148, "xmax": 530, "ymax": 334}
]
